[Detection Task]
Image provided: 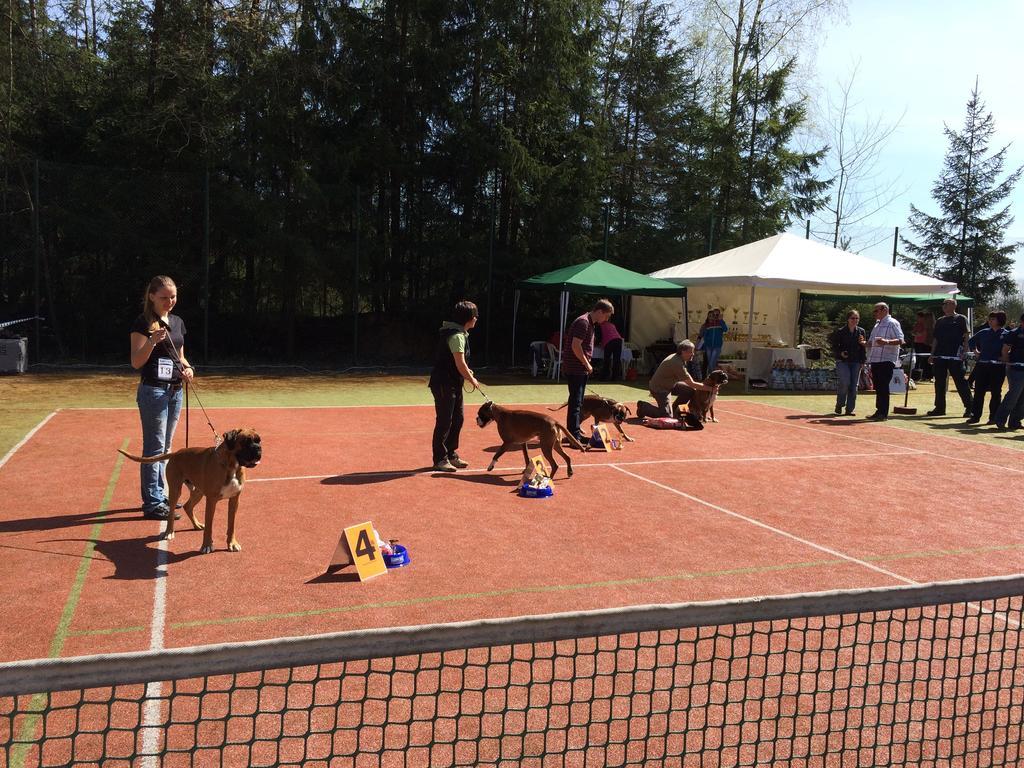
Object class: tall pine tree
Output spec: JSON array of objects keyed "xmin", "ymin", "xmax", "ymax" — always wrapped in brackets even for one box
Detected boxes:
[{"xmin": 900, "ymin": 85, "xmax": 1022, "ymax": 304}]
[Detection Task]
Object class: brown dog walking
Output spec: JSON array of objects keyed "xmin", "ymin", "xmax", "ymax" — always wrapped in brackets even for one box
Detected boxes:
[
  {"xmin": 476, "ymin": 402, "xmax": 585, "ymax": 478},
  {"xmin": 548, "ymin": 394, "xmax": 634, "ymax": 442},
  {"xmin": 119, "ymin": 429, "xmax": 262, "ymax": 554}
]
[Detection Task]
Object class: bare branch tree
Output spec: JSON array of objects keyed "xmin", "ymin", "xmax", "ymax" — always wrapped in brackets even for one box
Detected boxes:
[{"xmin": 812, "ymin": 60, "xmax": 907, "ymax": 251}]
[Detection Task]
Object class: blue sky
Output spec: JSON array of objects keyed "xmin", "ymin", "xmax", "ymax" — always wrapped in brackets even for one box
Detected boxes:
[{"xmin": 791, "ymin": 0, "xmax": 1024, "ymax": 282}]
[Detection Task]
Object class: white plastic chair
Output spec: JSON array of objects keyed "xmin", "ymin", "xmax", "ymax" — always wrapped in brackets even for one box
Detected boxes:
[{"xmin": 544, "ymin": 343, "xmax": 561, "ymax": 380}]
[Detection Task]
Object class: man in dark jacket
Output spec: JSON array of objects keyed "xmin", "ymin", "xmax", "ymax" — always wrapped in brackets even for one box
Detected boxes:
[
  {"xmin": 428, "ymin": 301, "xmax": 482, "ymax": 472},
  {"xmin": 928, "ymin": 298, "xmax": 972, "ymax": 417}
]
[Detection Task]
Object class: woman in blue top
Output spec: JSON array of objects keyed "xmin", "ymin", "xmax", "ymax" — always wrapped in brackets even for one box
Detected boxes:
[
  {"xmin": 966, "ymin": 311, "xmax": 1007, "ymax": 424},
  {"xmin": 697, "ymin": 308, "xmax": 728, "ymax": 375}
]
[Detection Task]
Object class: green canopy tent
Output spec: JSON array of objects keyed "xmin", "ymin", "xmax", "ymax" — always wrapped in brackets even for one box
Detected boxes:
[{"xmin": 513, "ymin": 260, "xmax": 687, "ymax": 372}]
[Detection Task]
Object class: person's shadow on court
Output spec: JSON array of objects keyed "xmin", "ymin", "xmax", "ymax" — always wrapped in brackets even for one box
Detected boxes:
[{"xmin": 322, "ymin": 468, "xmax": 433, "ymax": 485}]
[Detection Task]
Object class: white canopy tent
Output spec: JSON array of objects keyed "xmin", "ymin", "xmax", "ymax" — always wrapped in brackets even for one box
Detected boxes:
[{"xmin": 631, "ymin": 234, "xmax": 959, "ymax": 390}]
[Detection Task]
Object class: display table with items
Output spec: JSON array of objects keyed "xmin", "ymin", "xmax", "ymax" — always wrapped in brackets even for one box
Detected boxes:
[
  {"xmin": 768, "ymin": 364, "xmax": 837, "ymax": 391},
  {"xmin": 746, "ymin": 346, "xmax": 808, "ymax": 382}
]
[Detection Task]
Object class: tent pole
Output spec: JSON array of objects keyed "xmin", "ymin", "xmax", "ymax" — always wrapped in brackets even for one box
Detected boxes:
[
  {"xmin": 558, "ymin": 290, "xmax": 568, "ymax": 382},
  {"xmin": 682, "ymin": 294, "xmax": 688, "ymax": 340},
  {"xmin": 745, "ymin": 285, "xmax": 756, "ymax": 394},
  {"xmin": 511, "ymin": 289, "xmax": 520, "ymax": 367}
]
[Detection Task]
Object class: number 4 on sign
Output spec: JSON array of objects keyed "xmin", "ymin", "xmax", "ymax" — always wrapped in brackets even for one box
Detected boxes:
[{"xmin": 329, "ymin": 522, "xmax": 388, "ymax": 581}]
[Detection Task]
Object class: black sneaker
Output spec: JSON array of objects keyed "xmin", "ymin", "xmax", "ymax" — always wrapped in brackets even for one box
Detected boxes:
[
  {"xmin": 834, "ymin": 406, "xmax": 843, "ymax": 415},
  {"xmin": 143, "ymin": 504, "xmax": 181, "ymax": 521},
  {"xmin": 925, "ymin": 409, "xmax": 945, "ymax": 416},
  {"xmin": 866, "ymin": 413, "xmax": 888, "ymax": 422}
]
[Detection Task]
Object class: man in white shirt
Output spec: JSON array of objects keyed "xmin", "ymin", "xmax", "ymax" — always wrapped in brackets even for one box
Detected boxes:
[{"xmin": 866, "ymin": 302, "xmax": 904, "ymax": 421}]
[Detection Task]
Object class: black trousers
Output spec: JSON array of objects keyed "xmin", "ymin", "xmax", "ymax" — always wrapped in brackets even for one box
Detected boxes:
[
  {"xmin": 912, "ymin": 342, "xmax": 932, "ymax": 380},
  {"xmin": 970, "ymin": 363, "xmax": 1005, "ymax": 421},
  {"xmin": 430, "ymin": 383, "xmax": 463, "ymax": 463},
  {"xmin": 566, "ymin": 373, "xmax": 589, "ymax": 440},
  {"xmin": 871, "ymin": 361, "xmax": 895, "ymax": 416},
  {"xmin": 601, "ymin": 338, "xmax": 623, "ymax": 381},
  {"xmin": 932, "ymin": 358, "xmax": 972, "ymax": 413}
]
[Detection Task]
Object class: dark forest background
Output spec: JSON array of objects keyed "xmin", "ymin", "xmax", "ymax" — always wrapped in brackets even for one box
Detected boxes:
[{"xmin": 2, "ymin": 0, "xmax": 841, "ymax": 364}]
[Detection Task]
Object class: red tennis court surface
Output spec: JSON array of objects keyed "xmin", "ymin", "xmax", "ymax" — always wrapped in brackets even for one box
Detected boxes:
[{"xmin": 1, "ymin": 400, "xmax": 1022, "ymax": 664}]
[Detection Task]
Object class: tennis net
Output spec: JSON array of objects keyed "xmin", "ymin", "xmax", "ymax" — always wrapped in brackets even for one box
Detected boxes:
[{"xmin": 2, "ymin": 574, "xmax": 1023, "ymax": 767}]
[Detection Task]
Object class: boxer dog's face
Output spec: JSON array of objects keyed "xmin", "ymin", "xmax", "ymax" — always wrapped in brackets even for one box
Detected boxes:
[
  {"xmin": 476, "ymin": 402, "xmax": 495, "ymax": 428},
  {"xmin": 223, "ymin": 429, "xmax": 262, "ymax": 468}
]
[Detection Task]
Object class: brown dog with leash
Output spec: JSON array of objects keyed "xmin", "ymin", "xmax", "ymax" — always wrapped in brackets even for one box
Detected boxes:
[
  {"xmin": 548, "ymin": 394, "xmax": 634, "ymax": 442},
  {"xmin": 476, "ymin": 401, "xmax": 585, "ymax": 478},
  {"xmin": 119, "ymin": 429, "xmax": 262, "ymax": 554}
]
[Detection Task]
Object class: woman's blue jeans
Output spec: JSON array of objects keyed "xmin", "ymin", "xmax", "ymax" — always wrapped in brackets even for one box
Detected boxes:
[
  {"xmin": 835, "ymin": 361, "xmax": 862, "ymax": 413},
  {"xmin": 136, "ymin": 383, "xmax": 183, "ymax": 512},
  {"xmin": 705, "ymin": 346, "xmax": 723, "ymax": 374}
]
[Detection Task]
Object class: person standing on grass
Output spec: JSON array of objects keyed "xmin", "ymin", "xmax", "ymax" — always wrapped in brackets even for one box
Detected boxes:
[
  {"xmin": 597, "ymin": 318, "xmax": 624, "ymax": 382},
  {"xmin": 865, "ymin": 302, "xmax": 904, "ymax": 421},
  {"xmin": 428, "ymin": 300, "xmax": 482, "ymax": 472},
  {"xmin": 992, "ymin": 313, "xmax": 1024, "ymax": 431},
  {"xmin": 561, "ymin": 299, "xmax": 614, "ymax": 444},
  {"xmin": 966, "ymin": 311, "xmax": 1007, "ymax": 424},
  {"xmin": 828, "ymin": 309, "xmax": 867, "ymax": 416},
  {"xmin": 928, "ymin": 297, "xmax": 972, "ymax": 417},
  {"xmin": 911, "ymin": 309, "xmax": 935, "ymax": 381},
  {"xmin": 129, "ymin": 275, "xmax": 195, "ymax": 520},
  {"xmin": 697, "ymin": 308, "xmax": 729, "ymax": 375}
]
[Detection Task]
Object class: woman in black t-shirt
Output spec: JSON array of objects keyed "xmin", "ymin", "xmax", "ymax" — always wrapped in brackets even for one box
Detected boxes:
[{"xmin": 129, "ymin": 275, "xmax": 195, "ymax": 520}]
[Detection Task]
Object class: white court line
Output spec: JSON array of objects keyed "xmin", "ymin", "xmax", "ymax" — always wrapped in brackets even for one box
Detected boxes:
[
  {"xmin": 247, "ymin": 450, "xmax": 920, "ymax": 484},
  {"xmin": 0, "ymin": 410, "xmax": 59, "ymax": 471},
  {"xmin": 608, "ymin": 464, "xmax": 916, "ymax": 584},
  {"xmin": 140, "ymin": 536, "xmax": 169, "ymax": 765},
  {"xmin": 717, "ymin": 403, "xmax": 1024, "ymax": 476}
]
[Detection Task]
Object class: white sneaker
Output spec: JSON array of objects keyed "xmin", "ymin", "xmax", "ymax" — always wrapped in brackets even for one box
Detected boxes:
[{"xmin": 433, "ymin": 459, "xmax": 458, "ymax": 472}]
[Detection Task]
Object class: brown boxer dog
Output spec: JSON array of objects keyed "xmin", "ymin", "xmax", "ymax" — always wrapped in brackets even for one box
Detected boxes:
[
  {"xmin": 548, "ymin": 394, "xmax": 635, "ymax": 442},
  {"xmin": 476, "ymin": 401, "xmax": 585, "ymax": 478},
  {"xmin": 689, "ymin": 369, "xmax": 728, "ymax": 423},
  {"xmin": 119, "ymin": 429, "xmax": 262, "ymax": 554}
]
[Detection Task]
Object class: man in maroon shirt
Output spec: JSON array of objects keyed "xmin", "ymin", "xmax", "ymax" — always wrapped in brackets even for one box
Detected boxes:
[{"xmin": 561, "ymin": 298, "xmax": 615, "ymax": 442}]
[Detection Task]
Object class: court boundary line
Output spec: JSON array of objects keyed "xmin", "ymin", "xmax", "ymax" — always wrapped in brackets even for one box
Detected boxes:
[
  {"xmin": 608, "ymin": 464, "xmax": 916, "ymax": 585},
  {"xmin": 246, "ymin": 449, "xmax": 923, "ymax": 484},
  {"xmin": 8, "ymin": 439, "xmax": 128, "ymax": 768},
  {"xmin": 718, "ymin": 402, "xmax": 1024, "ymax": 475},
  {"xmin": 0, "ymin": 410, "xmax": 59, "ymax": 471},
  {"xmin": 64, "ymin": 540, "xmax": 1024, "ymax": 639}
]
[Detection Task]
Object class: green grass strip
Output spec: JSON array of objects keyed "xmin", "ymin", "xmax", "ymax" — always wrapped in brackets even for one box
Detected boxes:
[{"xmin": 10, "ymin": 440, "xmax": 127, "ymax": 768}]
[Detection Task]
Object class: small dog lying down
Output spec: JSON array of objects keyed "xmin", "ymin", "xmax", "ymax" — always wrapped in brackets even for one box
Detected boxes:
[
  {"xmin": 548, "ymin": 394, "xmax": 634, "ymax": 442},
  {"xmin": 476, "ymin": 401, "xmax": 585, "ymax": 478}
]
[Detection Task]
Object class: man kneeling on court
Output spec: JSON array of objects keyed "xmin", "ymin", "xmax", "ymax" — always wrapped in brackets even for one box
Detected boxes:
[{"xmin": 643, "ymin": 340, "xmax": 715, "ymax": 418}]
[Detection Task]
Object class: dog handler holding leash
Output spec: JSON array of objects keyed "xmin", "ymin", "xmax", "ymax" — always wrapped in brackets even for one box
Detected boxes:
[
  {"xmin": 129, "ymin": 275, "xmax": 195, "ymax": 520},
  {"xmin": 561, "ymin": 299, "xmax": 615, "ymax": 444},
  {"xmin": 429, "ymin": 300, "xmax": 482, "ymax": 472}
]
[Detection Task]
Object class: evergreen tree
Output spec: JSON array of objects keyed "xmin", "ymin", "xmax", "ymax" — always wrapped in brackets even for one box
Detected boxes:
[{"xmin": 900, "ymin": 85, "xmax": 1022, "ymax": 304}]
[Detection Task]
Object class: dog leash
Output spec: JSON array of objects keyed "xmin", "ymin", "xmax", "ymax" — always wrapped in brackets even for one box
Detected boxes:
[
  {"xmin": 463, "ymin": 380, "xmax": 492, "ymax": 403},
  {"xmin": 156, "ymin": 320, "xmax": 220, "ymax": 444}
]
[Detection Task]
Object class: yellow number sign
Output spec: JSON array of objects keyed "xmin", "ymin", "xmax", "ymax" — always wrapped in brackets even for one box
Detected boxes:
[{"xmin": 328, "ymin": 521, "xmax": 387, "ymax": 581}]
